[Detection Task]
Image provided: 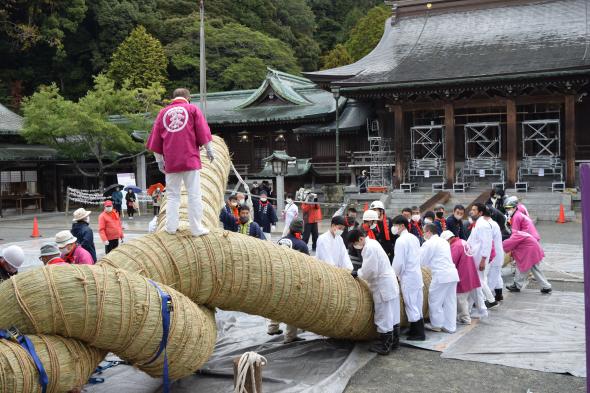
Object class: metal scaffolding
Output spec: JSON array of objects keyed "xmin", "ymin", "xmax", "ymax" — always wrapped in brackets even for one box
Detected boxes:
[
  {"xmin": 409, "ymin": 124, "xmax": 445, "ymax": 180},
  {"xmin": 518, "ymin": 119, "xmax": 563, "ymax": 189},
  {"xmin": 367, "ymin": 119, "xmax": 394, "ymax": 189},
  {"xmin": 463, "ymin": 122, "xmax": 504, "ymax": 178}
]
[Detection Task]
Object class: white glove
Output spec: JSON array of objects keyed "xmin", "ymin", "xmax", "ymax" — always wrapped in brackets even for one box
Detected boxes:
[
  {"xmin": 103, "ymin": 240, "xmax": 109, "ymax": 246},
  {"xmin": 271, "ymin": 225, "xmax": 276, "ymax": 232},
  {"xmin": 205, "ymin": 142, "xmax": 215, "ymax": 162}
]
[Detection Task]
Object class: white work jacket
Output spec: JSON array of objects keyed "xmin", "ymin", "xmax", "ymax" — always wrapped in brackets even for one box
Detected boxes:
[
  {"xmin": 358, "ymin": 238, "xmax": 400, "ymax": 303},
  {"xmin": 392, "ymin": 230, "xmax": 424, "ymax": 291},
  {"xmin": 315, "ymin": 231, "xmax": 354, "ymax": 271},
  {"xmin": 419, "ymin": 235, "xmax": 459, "ymax": 284}
]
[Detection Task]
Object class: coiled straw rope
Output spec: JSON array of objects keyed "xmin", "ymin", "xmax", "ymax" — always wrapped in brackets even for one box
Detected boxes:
[{"xmin": 0, "ymin": 136, "xmax": 430, "ymax": 392}]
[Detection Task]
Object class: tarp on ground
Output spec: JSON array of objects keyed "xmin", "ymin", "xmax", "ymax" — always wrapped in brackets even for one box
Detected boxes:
[
  {"xmin": 84, "ymin": 310, "xmax": 376, "ymax": 393},
  {"xmin": 441, "ymin": 290, "xmax": 586, "ymax": 377}
]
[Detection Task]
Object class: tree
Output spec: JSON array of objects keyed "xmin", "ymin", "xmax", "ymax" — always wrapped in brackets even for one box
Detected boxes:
[
  {"xmin": 21, "ymin": 75, "xmax": 164, "ymax": 189},
  {"xmin": 345, "ymin": 6, "xmax": 390, "ymax": 61},
  {"xmin": 321, "ymin": 44, "xmax": 353, "ymax": 69},
  {"xmin": 109, "ymin": 26, "xmax": 168, "ymax": 89},
  {"xmin": 220, "ymin": 57, "xmax": 267, "ymax": 90}
]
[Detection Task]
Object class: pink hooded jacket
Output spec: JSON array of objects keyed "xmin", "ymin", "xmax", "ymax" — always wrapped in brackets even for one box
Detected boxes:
[
  {"xmin": 146, "ymin": 98, "xmax": 213, "ymax": 173},
  {"xmin": 449, "ymin": 238, "xmax": 481, "ymax": 293},
  {"xmin": 510, "ymin": 210, "xmax": 540, "ymax": 241},
  {"xmin": 502, "ymin": 230, "xmax": 544, "ymax": 272}
]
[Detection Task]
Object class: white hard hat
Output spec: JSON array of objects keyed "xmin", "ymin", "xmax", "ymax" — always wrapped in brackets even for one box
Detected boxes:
[
  {"xmin": 505, "ymin": 196, "xmax": 519, "ymax": 208},
  {"xmin": 55, "ymin": 230, "xmax": 77, "ymax": 248},
  {"xmin": 3, "ymin": 245, "xmax": 25, "ymax": 269},
  {"xmin": 440, "ymin": 230, "xmax": 455, "ymax": 241},
  {"xmin": 362, "ymin": 210, "xmax": 379, "ymax": 221},
  {"xmin": 369, "ymin": 200, "xmax": 385, "ymax": 210}
]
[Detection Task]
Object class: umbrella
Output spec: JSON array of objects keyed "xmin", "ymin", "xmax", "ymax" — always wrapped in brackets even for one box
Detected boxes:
[
  {"xmin": 124, "ymin": 185, "xmax": 142, "ymax": 194},
  {"xmin": 103, "ymin": 183, "xmax": 124, "ymax": 197},
  {"xmin": 147, "ymin": 183, "xmax": 165, "ymax": 196}
]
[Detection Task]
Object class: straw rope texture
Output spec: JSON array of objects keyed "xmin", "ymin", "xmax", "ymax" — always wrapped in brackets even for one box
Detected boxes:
[{"xmin": 0, "ymin": 136, "xmax": 430, "ymax": 392}]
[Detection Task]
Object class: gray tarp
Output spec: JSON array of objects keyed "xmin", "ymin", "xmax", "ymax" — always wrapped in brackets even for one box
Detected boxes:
[{"xmin": 84, "ymin": 310, "xmax": 376, "ymax": 393}]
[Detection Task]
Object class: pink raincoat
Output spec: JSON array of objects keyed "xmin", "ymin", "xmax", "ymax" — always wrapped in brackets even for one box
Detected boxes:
[
  {"xmin": 63, "ymin": 244, "xmax": 93, "ymax": 265},
  {"xmin": 146, "ymin": 98, "xmax": 213, "ymax": 173},
  {"xmin": 449, "ymin": 238, "xmax": 481, "ymax": 293},
  {"xmin": 502, "ymin": 230, "xmax": 544, "ymax": 272},
  {"xmin": 510, "ymin": 210, "xmax": 540, "ymax": 241},
  {"xmin": 517, "ymin": 204, "xmax": 529, "ymax": 216}
]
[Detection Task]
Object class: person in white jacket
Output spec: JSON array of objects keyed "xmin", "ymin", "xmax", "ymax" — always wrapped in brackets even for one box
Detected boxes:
[
  {"xmin": 484, "ymin": 208, "xmax": 505, "ymax": 302},
  {"xmin": 420, "ymin": 223, "xmax": 459, "ymax": 333},
  {"xmin": 282, "ymin": 194, "xmax": 299, "ymax": 237},
  {"xmin": 391, "ymin": 215, "xmax": 425, "ymax": 341},
  {"xmin": 349, "ymin": 229, "xmax": 400, "ymax": 355},
  {"xmin": 467, "ymin": 203, "xmax": 496, "ymax": 317},
  {"xmin": 315, "ymin": 215, "xmax": 353, "ymax": 271}
]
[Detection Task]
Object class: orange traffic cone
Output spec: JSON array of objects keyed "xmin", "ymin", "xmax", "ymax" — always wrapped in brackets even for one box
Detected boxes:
[
  {"xmin": 31, "ymin": 217, "xmax": 41, "ymax": 238},
  {"xmin": 556, "ymin": 204, "xmax": 566, "ymax": 224},
  {"xmin": 364, "ymin": 202, "xmax": 369, "ymax": 211}
]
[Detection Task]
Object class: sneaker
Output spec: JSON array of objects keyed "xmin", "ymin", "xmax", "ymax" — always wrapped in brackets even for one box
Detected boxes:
[
  {"xmin": 506, "ymin": 284, "xmax": 520, "ymax": 293},
  {"xmin": 485, "ymin": 300, "xmax": 499, "ymax": 309},
  {"xmin": 267, "ymin": 329, "xmax": 283, "ymax": 336},
  {"xmin": 424, "ymin": 323, "xmax": 442, "ymax": 332},
  {"xmin": 541, "ymin": 287, "xmax": 553, "ymax": 294},
  {"xmin": 458, "ymin": 319, "xmax": 471, "ymax": 325},
  {"xmin": 441, "ymin": 327, "xmax": 455, "ymax": 334},
  {"xmin": 192, "ymin": 227, "xmax": 210, "ymax": 237}
]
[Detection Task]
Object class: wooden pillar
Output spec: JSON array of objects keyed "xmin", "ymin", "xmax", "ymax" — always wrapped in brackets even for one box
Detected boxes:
[
  {"xmin": 506, "ymin": 99, "xmax": 518, "ymax": 187},
  {"xmin": 392, "ymin": 105, "xmax": 405, "ymax": 186},
  {"xmin": 565, "ymin": 94, "xmax": 576, "ymax": 187},
  {"xmin": 444, "ymin": 103, "xmax": 455, "ymax": 186}
]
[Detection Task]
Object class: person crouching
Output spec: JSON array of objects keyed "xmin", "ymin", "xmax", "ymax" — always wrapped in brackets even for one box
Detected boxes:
[{"xmin": 349, "ymin": 229, "xmax": 400, "ymax": 355}]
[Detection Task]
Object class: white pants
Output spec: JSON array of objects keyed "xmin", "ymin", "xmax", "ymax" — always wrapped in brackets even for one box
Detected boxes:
[
  {"xmin": 457, "ymin": 291, "xmax": 475, "ymax": 324},
  {"xmin": 428, "ymin": 281, "xmax": 457, "ymax": 333},
  {"xmin": 514, "ymin": 264, "xmax": 551, "ymax": 290},
  {"xmin": 475, "ymin": 259, "xmax": 496, "ymax": 303},
  {"xmin": 401, "ymin": 286, "xmax": 423, "ymax": 323},
  {"xmin": 165, "ymin": 170, "xmax": 205, "ymax": 235},
  {"xmin": 374, "ymin": 297, "xmax": 401, "ymax": 333},
  {"xmin": 469, "ymin": 288, "xmax": 488, "ymax": 319},
  {"xmin": 487, "ymin": 261, "xmax": 504, "ymax": 291}
]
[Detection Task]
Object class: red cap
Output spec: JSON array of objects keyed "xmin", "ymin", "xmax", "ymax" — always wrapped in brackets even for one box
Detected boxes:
[{"xmin": 104, "ymin": 200, "xmax": 113, "ymax": 207}]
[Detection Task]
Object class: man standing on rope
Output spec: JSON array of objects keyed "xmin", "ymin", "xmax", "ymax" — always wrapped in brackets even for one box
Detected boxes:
[
  {"xmin": 146, "ymin": 88, "xmax": 214, "ymax": 237},
  {"xmin": 391, "ymin": 215, "xmax": 425, "ymax": 341},
  {"xmin": 349, "ymin": 229, "xmax": 400, "ymax": 355},
  {"xmin": 253, "ymin": 190, "xmax": 277, "ymax": 240}
]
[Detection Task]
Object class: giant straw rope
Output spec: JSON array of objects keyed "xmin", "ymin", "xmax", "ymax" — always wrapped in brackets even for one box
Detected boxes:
[{"xmin": 0, "ymin": 136, "xmax": 430, "ymax": 392}]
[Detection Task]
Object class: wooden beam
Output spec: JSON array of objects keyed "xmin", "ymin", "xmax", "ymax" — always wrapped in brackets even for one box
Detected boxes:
[
  {"xmin": 565, "ymin": 94, "xmax": 576, "ymax": 187},
  {"xmin": 392, "ymin": 105, "xmax": 405, "ymax": 186},
  {"xmin": 444, "ymin": 103, "xmax": 455, "ymax": 186},
  {"xmin": 506, "ymin": 99, "xmax": 518, "ymax": 187}
]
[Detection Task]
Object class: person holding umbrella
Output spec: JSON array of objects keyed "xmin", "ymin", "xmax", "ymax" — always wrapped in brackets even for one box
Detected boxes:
[
  {"xmin": 112, "ymin": 187, "xmax": 123, "ymax": 216},
  {"xmin": 125, "ymin": 188, "xmax": 137, "ymax": 219},
  {"xmin": 148, "ymin": 183, "xmax": 165, "ymax": 216}
]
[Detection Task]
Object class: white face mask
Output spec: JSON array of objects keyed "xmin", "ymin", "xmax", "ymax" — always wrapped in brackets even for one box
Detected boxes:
[
  {"xmin": 424, "ymin": 218, "xmax": 433, "ymax": 224},
  {"xmin": 238, "ymin": 199, "xmax": 245, "ymax": 205},
  {"xmin": 335, "ymin": 229, "xmax": 344, "ymax": 237},
  {"xmin": 370, "ymin": 223, "xmax": 377, "ymax": 230},
  {"xmin": 353, "ymin": 244, "xmax": 363, "ymax": 250},
  {"xmin": 260, "ymin": 198, "xmax": 267, "ymax": 202},
  {"xmin": 411, "ymin": 214, "xmax": 420, "ymax": 222},
  {"xmin": 507, "ymin": 209, "xmax": 515, "ymax": 217},
  {"xmin": 391, "ymin": 225, "xmax": 400, "ymax": 236},
  {"xmin": 105, "ymin": 207, "xmax": 113, "ymax": 213},
  {"xmin": 286, "ymin": 199, "xmax": 293, "ymax": 204}
]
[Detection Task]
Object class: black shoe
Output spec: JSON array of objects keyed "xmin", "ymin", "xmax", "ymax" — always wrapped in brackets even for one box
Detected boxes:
[
  {"xmin": 391, "ymin": 324, "xmax": 400, "ymax": 350},
  {"xmin": 495, "ymin": 288, "xmax": 504, "ymax": 302},
  {"xmin": 267, "ymin": 329, "xmax": 283, "ymax": 336},
  {"xmin": 485, "ymin": 300, "xmax": 499, "ymax": 309},
  {"xmin": 541, "ymin": 287, "xmax": 552, "ymax": 294},
  {"xmin": 506, "ymin": 284, "xmax": 520, "ymax": 293},
  {"xmin": 407, "ymin": 319, "xmax": 426, "ymax": 341},
  {"xmin": 369, "ymin": 332, "xmax": 392, "ymax": 355}
]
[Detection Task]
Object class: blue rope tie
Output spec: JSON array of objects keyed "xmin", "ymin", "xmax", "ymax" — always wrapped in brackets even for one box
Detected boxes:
[
  {"xmin": 0, "ymin": 327, "xmax": 48, "ymax": 393},
  {"xmin": 143, "ymin": 279, "xmax": 173, "ymax": 393}
]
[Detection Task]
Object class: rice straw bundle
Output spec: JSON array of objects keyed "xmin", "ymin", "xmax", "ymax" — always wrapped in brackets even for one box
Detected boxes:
[
  {"xmin": 0, "ymin": 335, "xmax": 104, "ymax": 393},
  {"xmin": 0, "ymin": 263, "xmax": 216, "ymax": 379}
]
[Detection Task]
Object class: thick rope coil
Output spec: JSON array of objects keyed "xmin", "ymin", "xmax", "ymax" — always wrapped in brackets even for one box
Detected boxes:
[{"xmin": 234, "ymin": 352, "xmax": 267, "ymax": 393}]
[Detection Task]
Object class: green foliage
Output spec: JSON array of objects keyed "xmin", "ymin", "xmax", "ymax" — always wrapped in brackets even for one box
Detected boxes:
[
  {"xmin": 108, "ymin": 26, "xmax": 168, "ymax": 89},
  {"xmin": 321, "ymin": 44, "xmax": 353, "ymax": 70},
  {"xmin": 221, "ymin": 57, "xmax": 267, "ymax": 91},
  {"xmin": 345, "ymin": 6, "xmax": 390, "ymax": 61},
  {"xmin": 21, "ymin": 75, "xmax": 163, "ymax": 180}
]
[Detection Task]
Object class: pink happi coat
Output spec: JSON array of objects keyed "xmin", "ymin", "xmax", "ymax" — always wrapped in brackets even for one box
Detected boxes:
[
  {"xmin": 449, "ymin": 238, "xmax": 481, "ymax": 293},
  {"xmin": 146, "ymin": 98, "xmax": 213, "ymax": 173},
  {"xmin": 502, "ymin": 230, "xmax": 545, "ymax": 272},
  {"xmin": 517, "ymin": 204, "xmax": 530, "ymax": 216},
  {"xmin": 510, "ymin": 210, "xmax": 540, "ymax": 241}
]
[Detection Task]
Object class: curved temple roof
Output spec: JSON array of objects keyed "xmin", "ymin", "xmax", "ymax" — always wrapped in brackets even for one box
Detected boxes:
[{"xmin": 305, "ymin": 0, "xmax": 590, "ymax": 88}]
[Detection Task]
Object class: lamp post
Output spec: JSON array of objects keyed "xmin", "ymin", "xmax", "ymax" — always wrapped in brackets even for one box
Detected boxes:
[
  {"xmin": 263, "ymin": 151, "xmax": 295, "ymax": 216},
  {"xmin": 332, "ymin": 86, "xmax": 341, "ymax": 183}
]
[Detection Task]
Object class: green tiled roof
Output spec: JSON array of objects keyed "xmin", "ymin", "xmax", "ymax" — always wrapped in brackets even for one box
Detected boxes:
[
  {"xmin": 192, "ymin": 68, "xmax": 342, "ymax": 126},
  {"xmin": 0, "ymin": 104, "xmax": 23, "ymax": 135},
  {"xmin": 253, "ymin": 158, "xmax": 316, "ymax": 178}
]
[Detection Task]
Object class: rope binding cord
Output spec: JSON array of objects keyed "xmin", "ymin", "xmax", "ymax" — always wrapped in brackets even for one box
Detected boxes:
[
  {"xmin": 234, "ymin": 351, "xmax": 267, "ymax": 393},
  {"xmin": 0, "ymin": 326, "xmax": 49, "ymax": 393},
  {"xmin": 141, "ymin": 280, "xmax": 173, "ymax": 393}
]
